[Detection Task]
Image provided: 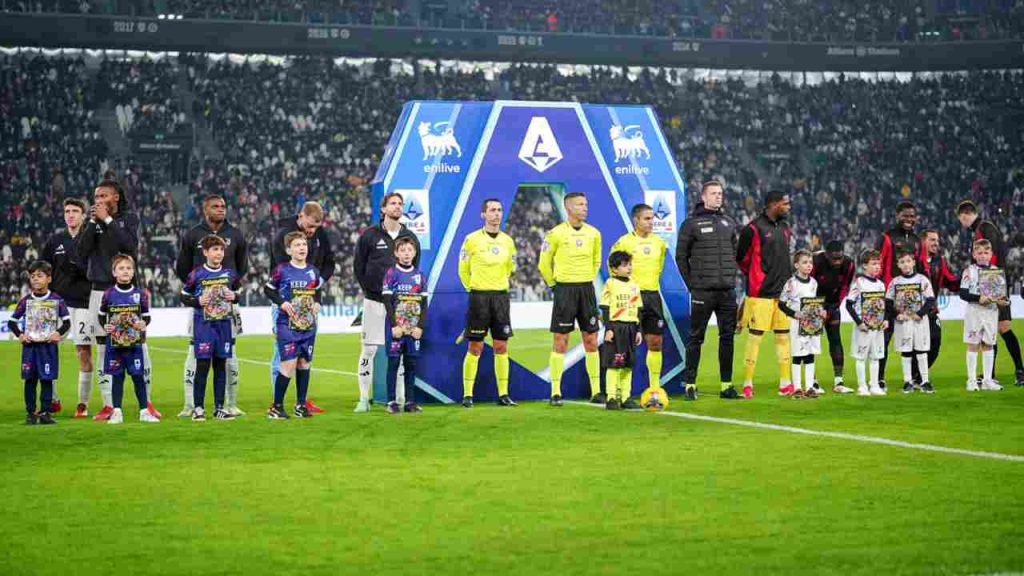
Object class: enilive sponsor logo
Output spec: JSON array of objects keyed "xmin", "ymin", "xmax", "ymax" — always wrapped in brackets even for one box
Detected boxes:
[
  {"xmin": 827, "ymin": 46, "xmax": 901, "ymax": 57},
  {"xmin": 610, "ymin": 124, "xmax": 651, "ymax": 175},
  {"xmin": 418, "ymin": 121, "xmax": 462, "ymax": 174}
]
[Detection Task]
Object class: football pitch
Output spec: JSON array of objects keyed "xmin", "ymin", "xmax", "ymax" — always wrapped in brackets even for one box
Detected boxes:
[{"xmin": 2, "ymin": 321, "xmax": 1023, "ymax": 575}]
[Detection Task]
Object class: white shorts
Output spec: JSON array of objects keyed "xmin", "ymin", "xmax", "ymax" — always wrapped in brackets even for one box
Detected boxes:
[
  {"xmin": 964, "ymin": 306, "xmax": 998, "ymax": 346},
  {"xmin": 789, "ymin": 321, "xmax": 822, "ymax": 357},
  {"xmin": 68, "ymin": 307, "xmax": 96, "ymax": 346},
  {"xmin": 851, "ymin": 327, "xmax": 885, "ymax": 360},
  {"xmin": 86, "ymin": 290, "xmax": 106, "ymax": 337},
  {"xmin": 893, "ymin": 318, "xmax": 930, "ymax": 353},
  {"xmin": 361, "ymin": 298, "xmax": 386, "ymax": 346}
]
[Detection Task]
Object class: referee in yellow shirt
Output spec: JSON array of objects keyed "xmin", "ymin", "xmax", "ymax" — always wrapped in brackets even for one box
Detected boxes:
[
  {"xmin": 610, "ymin": 204, "xmax": 667, "ymax": 393},
  {"xmin": 458, "ymin": 198, "xmax": 518, "ymax": 407},
  {"xmin": 538, "ymin": 192, "xmax": 602, "ymax": 406}
]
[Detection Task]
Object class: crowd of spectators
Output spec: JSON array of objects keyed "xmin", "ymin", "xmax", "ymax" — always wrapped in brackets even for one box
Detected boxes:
[
  {"xmin": 6, "ymin": 0, "xmax": 1024, "ymax": 41},
  {"xmin": 97, "ymin": 56, "xmax": 186, "ymax": 138},
  {"xmin": 2, "ymin": 52, "xmax": 1022, "ymax": 308}
]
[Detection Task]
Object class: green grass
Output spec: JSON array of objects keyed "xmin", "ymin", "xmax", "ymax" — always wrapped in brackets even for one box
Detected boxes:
[{"xmin": 2, "ymin": 322, "xmax": 1023, "ymax": 576}]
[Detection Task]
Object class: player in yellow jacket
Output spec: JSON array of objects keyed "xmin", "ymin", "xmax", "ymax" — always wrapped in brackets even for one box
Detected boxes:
[
  {"xmin": 610, "ymin": 204, "xmax": 667, "ymax": 393},
  {"xmin": 538, "ymin": 192, "xmax": 602, "ymax": 406},
  {"xmin": 458, "ymin": 198, "xmax": 518, "ymax": 408}
]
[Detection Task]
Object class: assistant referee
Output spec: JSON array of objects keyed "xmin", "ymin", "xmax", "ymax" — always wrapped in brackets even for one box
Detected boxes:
[{"xmin": 458, "ymin": 198, "xmax": 517, "ymax": 407}]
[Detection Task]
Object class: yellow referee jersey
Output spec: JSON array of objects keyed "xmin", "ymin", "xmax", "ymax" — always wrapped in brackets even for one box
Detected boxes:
[
  {"xmin": 610, "ymin": 231, "xmax": 666, "ymax": 291},
  {"xmin": 538, "ymin": 222, "xmax": 602, "ymax": 286},
  {"xmin": 600, "ymin": 276, "xmax": 643, "ymax": 323},
  {"xmin": 458, "ymin": 228, "xmax": 517, "ymax": 291}
]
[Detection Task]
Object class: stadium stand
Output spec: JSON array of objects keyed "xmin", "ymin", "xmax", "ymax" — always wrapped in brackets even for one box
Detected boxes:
[{"xmin": 1, "ymin": 51, "xmax": 1022, "ymax": 308}]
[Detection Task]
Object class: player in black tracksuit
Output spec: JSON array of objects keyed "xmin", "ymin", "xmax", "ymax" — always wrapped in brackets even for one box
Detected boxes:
[
  {"xmin": 174, "ymin": 194, "xmax": 251, "ymax": 416},
  {"xmin": 675, "ymin": 181, "xmax": 740, "ymax": 400},
  {"xmin": 811, "ymin": 241, "xmax": 855, "ymax": 392},
  {"xmin": 957, "ymin": 200, "xmax": 1024, "ymax": 386},
  {"xmin": 353, "ymin": 222, "xmax": 420, "ymax": 304},
  {"xmin": 876, "ymin": 201, "xmax": 923, "ymax": 388}
]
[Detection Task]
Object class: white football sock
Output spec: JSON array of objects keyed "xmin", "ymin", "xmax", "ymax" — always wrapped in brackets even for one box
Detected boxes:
[
  {"xmin": 855, "ymin": 360, "xmax": 867, "ymax": 388},
  {"xmin": 805, "ymin": 362, "xmax": 816, "ymax": 390},
  {"xmin": 96, "ymin": 346, "xmax": 112, "ymax": 406},
  {"xmin": 869, "ymin": 359, "xmax": 880, "ymax": 389},
  {"xmin": 901, "ymin": 356, "xmax": 913, "ymax": 384},
  {"xmin": 183, "ymin": 346, "xmax": 196, "ymax": 410},
  {"xmin": 966, "ymin": 350, "xmax": 977, "ymax": 381},
  {"xmin": 982, "ymin": 349, "xmax": 995, "ymax": 381},
  {"xmin": 226, "ymin": 355, "xmax": 240, "ymax": 408},
  {"xmin": 791, "ymin": 362, "xmax": 802, "ymax": 391},
  {"xmin": 916, "ymin": 353, "xmax": 929, "ymax": 383},
  {"xmin": 834, "ymin": 375, "xmax": 843, "ymax": 385},
  {"xmin": 358, "ymin": 344, "xmax": 377, "ymax": 401},
  {"xmin": 395, "ymin": 357, "xmax": 406, "ymax": 405},
  {"xmin": 78, "ymin": 370, "xmax": 93, "ymax": 404}
]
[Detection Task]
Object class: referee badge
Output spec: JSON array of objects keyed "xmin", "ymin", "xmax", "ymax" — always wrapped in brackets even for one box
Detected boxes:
[
  {"xmin": 459, "ymin": 249, "xmax": 469, "ymax": 261},
  {"xmin": 643, "ymin": 246, "xmax": 651, "ymax": 254},
  {"xmin": 576, "ymin": 239, "xmax": 583, "ymax": 247},
  {"xmin": 491, "ymin": 246, "xmax": 500, "ymax": 255},
  {"xmin": 541, "ymin": 241, "xmax": 550, "ymax": 252}
]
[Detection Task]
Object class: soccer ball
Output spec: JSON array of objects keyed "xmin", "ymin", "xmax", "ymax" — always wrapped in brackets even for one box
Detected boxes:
[{"xmin": 640, "ymin": 386, "xmax": 669, "ymax": 411}]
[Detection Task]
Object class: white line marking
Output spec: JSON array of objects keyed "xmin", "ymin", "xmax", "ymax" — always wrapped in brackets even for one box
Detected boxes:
[
  {"xmin": 147, "ymin": 346, "xmax": 358, "ymax": 377},
  {"xmin": 568, "ymin": 401, "xmax": 1024, "ymax": 463}
]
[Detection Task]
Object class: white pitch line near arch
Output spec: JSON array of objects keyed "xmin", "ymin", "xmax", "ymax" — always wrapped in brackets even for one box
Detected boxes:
[{"xmin": 569, "ymin": 401, "xmax": 1024, "ymax": 463}]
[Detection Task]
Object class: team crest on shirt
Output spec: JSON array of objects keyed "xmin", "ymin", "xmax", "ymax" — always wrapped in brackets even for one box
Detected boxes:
[
  {"xmin": 576, "ymin": 239, "xmax": 583, "ymax": 247},
  {"xmin": 132, "ymin": 293, "xmax": 141, "ymax": 304},
  {"xmin": 643, "ymin": 246, "xmax": 651, "ymax": 254},
  {"xmin": 491, "ymin": 246, "xmax": 500, "ymax": 255}
]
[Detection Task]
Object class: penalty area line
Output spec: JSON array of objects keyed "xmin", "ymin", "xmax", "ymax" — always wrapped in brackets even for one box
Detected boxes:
[
  {"xmin": 568, "ymin": 401, "xmax": 1024, "ymax": 463},
  {"xmin": 147, "ymin": 345, "xmax": 359, "ymax": 378}
]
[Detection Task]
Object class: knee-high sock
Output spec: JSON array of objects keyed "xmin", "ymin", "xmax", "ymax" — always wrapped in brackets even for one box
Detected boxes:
[
  {"xmin": 111, "ymin": 372, "xmax": 125, "ymax": 409},
  {"xmin": 386, "ymin": 356, "xmax": 400, "ymax": 402},
  {"xmin": 96, "ymin": 346, "xmax": 112, "ymax": 407},
  {"xmin": 901, "ymin": 355, "xmax": 914, "ymax": 384},
  {"xmin": 193, "ymin": 358, "xmax": 211, "ymax": 408},
  {"xmin": 1000, "ymin": 330, "xmax": 1024, "ymax": 371},
  {"xmin": 462, "ymin": 352, "xmax": 479, "ymax": 398},
  {"xmin": 130, "ymin": 374, "xmax": 147, "ymax": 410},
  {"xmin": 403, "ymin": 356, "xmax": 417, "ymax": 402},
  {"xmin": 358, "ymin": 344, "xmax": 376, "ymax": 402},
  {"xmin": 141, "ymin": 343, "xmax": 152, "ymax": 400},
  {"xmin": 549, "ymin": 352, "xmax": 565, "ymax": 397},
  {"xmin": 606, "ymin": 369, "xmax": 619, "ymax": 401},
  {"xmin": 212, "ymin": 357, "xmax": 227, "ymax": 409},
  {"xmin": 77, "ymin": 370, "xmax": 93, "ymax": 405},
  {"xmin": 966, "ymin": 350, "xmax": 978, "ymax": 381},
  {"xmin": 183, "ymin": 345, "xmax": 196, "ymax": 409},
  {"xmin": 869, "ymin": 359, "xmax": 880, "ymax": 389},
  {"xmin": 40, "ymin": 380, "xmax": 54, "ymax": 411},
  {"xmin": 226, "ymin": 354, "xmax": 240, "ymax": 408},
  {"xmin": 646, "ymin": 350, "xmax": 662, "ymax": 388},
  {"xmin": 805, "ymin": 362, "xmax": 815, "ymax": 391},
  {"xmin": 743, "ymin": 332, "xmax": 763, "ymax": 384},
  {"xmin": 273, "ymin": 373, "xmax": 290, "ymax": 406},
  {"xmin": 982, "ymin": 349, "xmax": 995, "ymax": 381},
  {"xmin": 495, "ymin": 352, "xmax": 510, "ymax": 396},
  {"xmin": 395, "ymin": 358, "xmax": 406, "ymax": 406},
  {"xmin": 916, "ymin": 353, "xmax": 929, "ymax": 383},
  {"xmin": 774, "ymin": 333, "xmax": 791, "ymax": 385},
  {"xmin": 618, "ymin": 368, "xmax": 632, "ymax": 401},
  {"xmin": 24, "ymin": 378, "xmax": 37, "ymax": 414},
  {"xmin": 295, "ymin": 368, "xmax": 311, "ymax": 405},
  {"xmin": 856, "ymin": 360, "xmax": 867, "ymax": 389},
  {"xmin": 585, "ymin": 351, "xmax": 600, "ymax": 397},
  {"xmin": 791, "ymin": 361, "xmax": 802, "ymax": 391}
]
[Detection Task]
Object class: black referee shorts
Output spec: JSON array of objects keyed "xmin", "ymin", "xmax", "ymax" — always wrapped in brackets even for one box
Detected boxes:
[
  {"xmin": 639, "ymin": 290, "xmax": 665, "ymax": 335},
  {"xmin": 550, "ymin": 282, "xmax": 600, "ymax": 334},
  {"xmin": 465, "ymin": 291, "xmax": 513, "ymax": 341},
  {"xmin": 601, "ymin": 321, "xmax": 639, "ymax": 369}
]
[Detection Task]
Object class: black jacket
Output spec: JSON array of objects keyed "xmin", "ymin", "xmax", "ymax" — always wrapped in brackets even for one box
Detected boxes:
[
  {"xmin": 736, "ymin": 211, "xmax": 792, "ymax": 298},
  {"xmin": 676, "ymin": 203, "xmax": 739, "ymax": 291},
  {"xmin": 354, "ymin": 222, "xmax": 420, "ymax": 303},
  {"xmin": 812, "ymin": 252, "xmax": 855, "ymax": 308},
  {"xmin": 270, "ymin": 215, "xmax": 336, "ymax": 283},
  {"xmin": 77, "ymin": 209, "xmax": 139, "ymax": 290},
  {"xmin": 175, "ymin": 220, "xmax": 249, "ymax": 283},
  {"xmin": 41, "ymin": 229, "xmax": 91, "ymax": 308}
]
